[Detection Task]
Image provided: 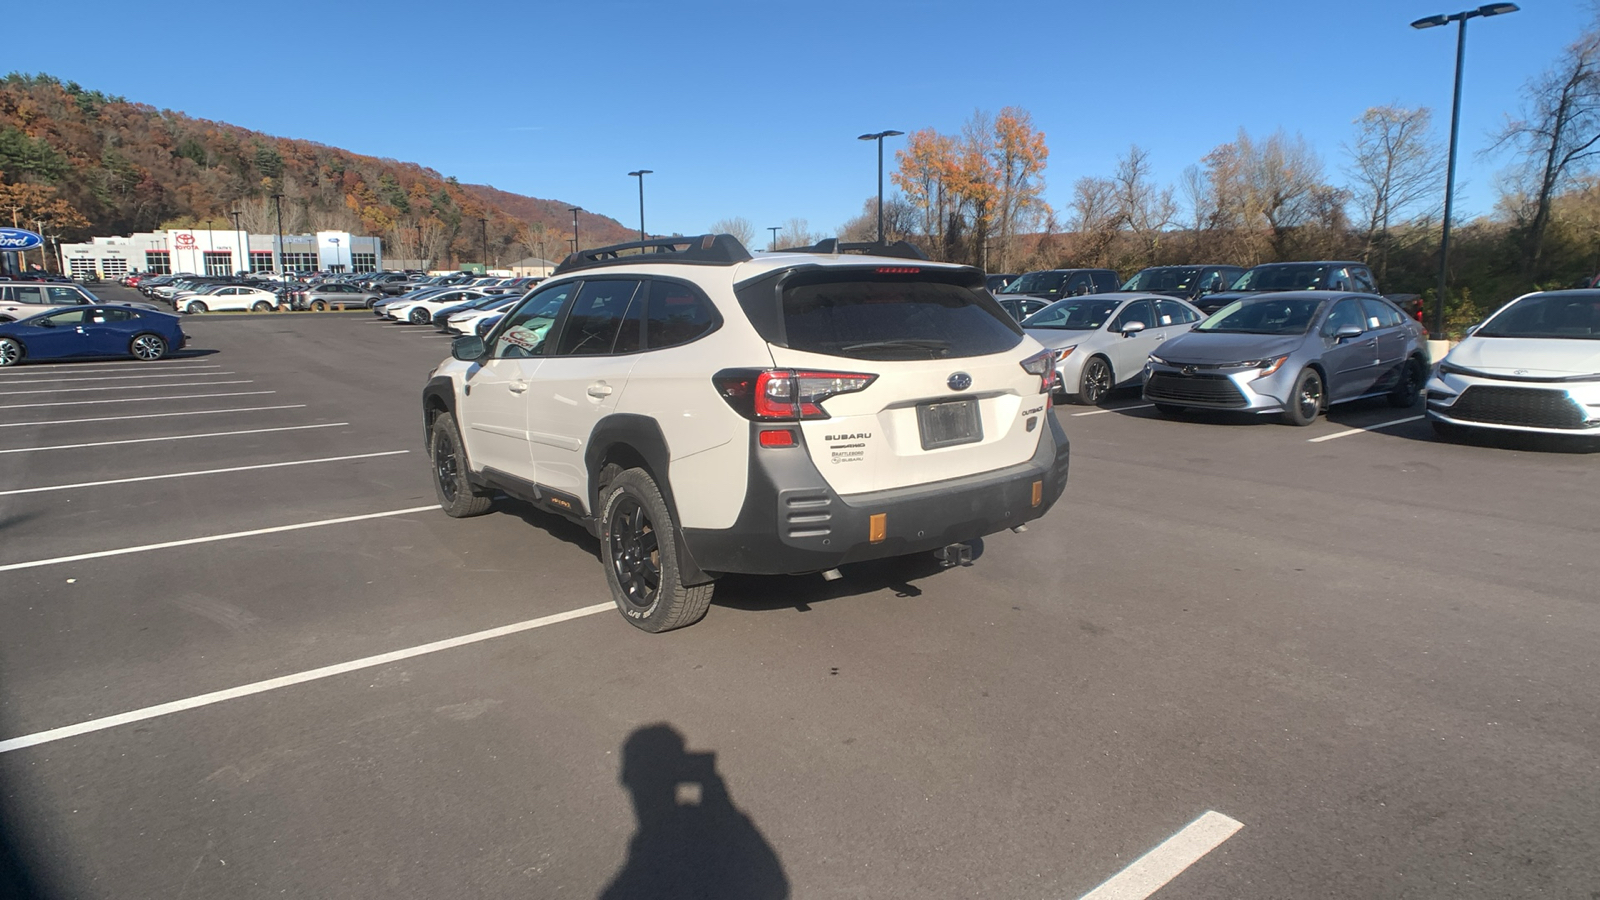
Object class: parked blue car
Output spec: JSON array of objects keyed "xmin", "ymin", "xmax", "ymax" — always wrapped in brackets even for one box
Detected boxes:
[{"xmin": 0, "ymin": 305, "xmax": 187, "ymax": 367}]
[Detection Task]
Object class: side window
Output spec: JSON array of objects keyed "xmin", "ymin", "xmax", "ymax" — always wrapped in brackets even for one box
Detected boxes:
[
  {"xmin": 88, "ymin": 308, "xmax": 134, "ymax": 324},
  {"xmin": 13, "ymin": 286, "xmax": 45, "ymax": 304},
  {"xmin": 554, "ymin": 280, "xmax": 642, "ymax": 356},
  {"xmin": 1111, "ymin": 299, "xmax": 1154, "ymax": 331},
  {"xmin": 1352, "ymin": 268, "xmax": 1378, "ymax": 293},
  {"xmin": 1064, "ymin": 273, "xmax": 1095, "ymax": 296},
  {"xmin": 1323, "ymin": 299, "xmax": 1365, "ymax": 336},
  {"xmin": 47, "ymin": 286, "xmax": 88, "ymax": 304},
  {"xmin": 1327, "ymin": 268, "xmax": 1353, "ymax": 291},
  {"xmin": 491, "ymin": 283, "xmax": 574, "ymax": 358},
  {"xmin": 41, "ymin": 309, "xmax": 86, "ymax": 326},
  {"xmin": 1091, "ymin": 271, "xmax": 1120, "ymax": 293},
  {"xmin": 1156, "ymin": 299, "xmax": 1197, "ymax": 326},
  {"xmin": 644, "ymin": 281, "xmax": 719, "ymax": 350},
  {"xmin": 1361, "ymin": 297, "xmax": 1403, "ymax": 328}
]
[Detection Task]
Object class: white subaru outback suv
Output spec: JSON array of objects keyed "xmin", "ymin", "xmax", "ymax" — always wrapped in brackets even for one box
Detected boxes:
[{"xmin": 422, "ymin": 235, "xmax": 1071, "ymax": 632}]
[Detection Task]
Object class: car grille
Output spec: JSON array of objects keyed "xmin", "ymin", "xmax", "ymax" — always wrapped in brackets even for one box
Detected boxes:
[
  {"xmin": 1145, "ymin": 371, "xmax": 1248, "ymax": 408},
  {"xmin": 1448, "ymin": 386, "xmax": 1591, "ymax": 429}
]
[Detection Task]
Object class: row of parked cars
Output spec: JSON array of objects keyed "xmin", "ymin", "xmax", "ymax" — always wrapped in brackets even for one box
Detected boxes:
[
  {"xmin": 123, "ymin": 270, "xmax": 540, "ymax": 313},
  {"xmin": 0, "ymin": 278, "xmax": 186, "ymax": 366}
]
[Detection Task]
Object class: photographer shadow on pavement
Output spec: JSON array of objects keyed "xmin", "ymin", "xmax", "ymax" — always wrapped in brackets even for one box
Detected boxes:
[{"xmin": 599, "ymin": 724, "xmax": 789, "ymax": 900}]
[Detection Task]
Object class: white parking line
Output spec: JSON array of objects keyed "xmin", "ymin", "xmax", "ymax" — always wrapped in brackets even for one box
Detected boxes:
[
  {"xmin": 0, "ymin": 404, "xmax": 306, "ymax": 429},
  {"xmin": 3, "ymin": 379, "xmax": 251, "ymax": 396},
  {"xmin": 0, "ymin": 422, "xmax": 347, "ymax": 454},
  {"xmin": 0, "ymin": 504, "xmax": 438, "ymax": 576},
  {"xmin": 0, "ymin": 390, "xmax": 274, "ymax": 410},
  {"xmin": 1306, "ymin": 416, "xmax": 1425, "ymax": 443},
  {"xmin": 0, "ymin": 451, "xmax": 409, "ymax": 496},
  {"xmin": 1077, "ymin": 811, "xmax": 1244, "ymax": 900},
  {"xmin": 1072, "ymin": 404, "xmax": 1155, "ymax": 417},
  {"xmin": 1, "ymin": 367, "xmax": 226, "ymax": 384},
  {"xmin": 0, "ymin": 602, "xmax": 612, "ymax": 754},
  {"xmin": 0, "ymin": 359, "xmax": 215, "ymax": 373}
]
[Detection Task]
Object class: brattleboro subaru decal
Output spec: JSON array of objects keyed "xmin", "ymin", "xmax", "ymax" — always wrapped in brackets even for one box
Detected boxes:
[{"xmin": 0, "ymin": 228, "xmax": 44, "ymax": 251}]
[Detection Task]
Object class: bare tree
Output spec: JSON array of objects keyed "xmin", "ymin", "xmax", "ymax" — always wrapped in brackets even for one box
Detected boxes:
[
  {"xmin": 1493, "ymin": 21, "xmax": 1600, "ymax": 277},
  {"xmin": 776, "ymin": 217, "xmax": 819, "ymax": 248},
  {"xmin": 710, "ymin": 216, "xmax": 756, "ymax": 247},
  {"xmin": 1068, "ymin": 176, "xmax": 1120, "ymax": 269},
  {"xmin": 1113, "ymin": 145, "xmax": 1177, "ymax": 267},
  {"xmin": 1344, "ymin": 105, "xmax": 1443, "ymax": 280}
]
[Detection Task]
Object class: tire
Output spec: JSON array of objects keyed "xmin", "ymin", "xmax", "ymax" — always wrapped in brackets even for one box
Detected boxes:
[
  {"xmin": 129, "ymin": 333, "xmax": 167, "ymax": 361},
  {"xmin": 409, "ymin": 307, "xmax": 430, "ymax": 325},
  {"xmin": 430, "ymin": 414, "xmax": 494, "ymax": 518},
  {"xmin": 1076, "ymin": 356, "xmax": 1113, "ymax": 406},
  {"xmin": 251, "ymin": 301, "xmax": 273, "ymax": 312},
  {"xmin": 1152, "ymin": 402, "xmax": 1186, "ymax": 416},
  {"xmin": 1388, "ymin": 357, "xmax": 1424, "ymax": 408},
  {"xmin": 600, "ymin": 468, "xmax": 714, "ymax": 633},
  {"xmin": 311, "ymin": 300, "xmax": 327, "ymax": 312},
  {"xmin": 0, "ymin": 337, "xmax": 23, "ymax": 367},
  {"xmin": 186, "ymin": 301, "xmax": 208, "ymax": 314},
  {"xmin": 1282, "ymin": 368, "xmax": 1323, "ymax": 426}
]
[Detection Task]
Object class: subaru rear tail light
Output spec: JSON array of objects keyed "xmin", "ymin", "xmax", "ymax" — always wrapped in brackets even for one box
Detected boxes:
[
  {"xmin": 713, "ymin": 369, "xmax": 877, "ymax": 421},
  {"xmin": 1019, "ymin": 349, "xmax": 1055, "ymax": 394}
]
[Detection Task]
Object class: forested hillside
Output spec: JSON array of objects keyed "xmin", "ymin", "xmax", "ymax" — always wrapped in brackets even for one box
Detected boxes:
[{"xmin": 0, "ymin": 73, "xmax": 632, "ymax": 266}]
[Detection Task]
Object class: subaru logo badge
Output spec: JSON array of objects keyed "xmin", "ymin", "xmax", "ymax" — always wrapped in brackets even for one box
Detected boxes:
[{"xmin": 947, "ymin": 372, "xmax": 972, "ymax": 391}]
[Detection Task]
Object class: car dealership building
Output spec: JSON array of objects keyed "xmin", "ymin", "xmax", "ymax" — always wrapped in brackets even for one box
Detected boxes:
[{"xmin": 57, "ymin": 229, "xmax": 383, "ymax": 279}]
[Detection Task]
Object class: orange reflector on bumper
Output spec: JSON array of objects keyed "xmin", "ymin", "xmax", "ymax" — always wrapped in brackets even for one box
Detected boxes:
[
  {"xmin": 1031, "ymin": 480, "xmax": 1043, "ymax": 507},
  {"xmin": 868, "ymin": 513, "xmax": 887, "ymax": 543}
]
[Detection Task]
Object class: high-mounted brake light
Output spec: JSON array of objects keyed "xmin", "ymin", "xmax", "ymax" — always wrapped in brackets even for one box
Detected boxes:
[
  {"xmin": 713, "ymin": 368, "xmax": 878, "ymax": 421},
  {"xmin": 875, "ymin": 266, "xmax": 921, "ymax": 274},
  {"xmin": 1019, "ymin": 349, "xmax": 1056, "ymax": 394}
]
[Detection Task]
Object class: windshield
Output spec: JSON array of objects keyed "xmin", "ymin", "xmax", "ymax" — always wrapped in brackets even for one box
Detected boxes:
[
  {"xmin": 1477, "ymin": 292, "xmax": 1600, "ymax": 340},
  {"xmin": 999, "ymin": 271, "xmax": 1068, "ymax": 297},
  {"xmin": 1231, "ymin": 264, "xmax": 1331, "ymax": 292},
  {"xmin": 1022, "ymin": 298, "xmax": 1121, "ymax": 330},
  {"xmin": 1197, "ymin": 298, "xmax": 1324, "ymax": 335},
  {"xmin": 1122, "ymin": 267, "xmax": 1199, "ymax": 292}
]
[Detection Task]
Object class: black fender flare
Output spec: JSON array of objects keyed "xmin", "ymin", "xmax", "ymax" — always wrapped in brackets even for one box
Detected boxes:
[
  {"xmin": 585, "ymin": 414, "xmax": 713, "ymax": 586},
  {"xmin": 421, "ymin": 375, "xmax": 457, "ymax": 447}
]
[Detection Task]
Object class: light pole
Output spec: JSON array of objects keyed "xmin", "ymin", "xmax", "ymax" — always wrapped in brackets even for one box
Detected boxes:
[
  {"xmin": 415, "ymin": 224, "xmax": 424, "ymax": 272},
  {"xmin": 857, "ymin": 129, "xmax": 904, "ymax": 244},
  {"xmin": 768, "ymin": 226, "xmax": 781, "ymax": 251},
  {"xmin": 569, "ymin": 206, "xmax": 582, "ymax": 255},
  {"xmin": 627, "ymin": 170, "xmax": 652, "ymax": 244},
  {"xmin": 1411, "ymin": 2, "xmax": 1519, "ymax": 340},
  {"xmin": 229, "ymin": 210, "xmax": 245, "ymax": 275},
  {"xmin": 479, "ymin": 217, "xmax": 488, "ymax": 272},
  {"xmin": 271, "ymin": 193, "xmax": 285, "ymax": 275}
]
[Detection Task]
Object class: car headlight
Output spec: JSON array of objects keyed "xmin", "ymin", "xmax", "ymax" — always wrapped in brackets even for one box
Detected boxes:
[
  {"xmin": 1251, "ymin": 355, "xmax": 1288, "ymax": 378},
  {"xmin": 1437, "ymin": 361, "xmax": 1466, "ymax": 378},
  {"xmin": 1148, "ymin": 353, "xmax": 1168, "ymax": 366},
  {"xmin": 1055, "ymin": 346, "xmax": 1077, "ymax": 362}
]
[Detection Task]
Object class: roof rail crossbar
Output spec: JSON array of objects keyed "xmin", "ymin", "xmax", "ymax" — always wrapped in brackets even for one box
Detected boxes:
[
  {"xmin": 776, "ymin": 239, "xmax": 930, "ymax": 261},
  {"xmin": 553, "ymin": 234, "xmax": 752, "ymax": 275}
]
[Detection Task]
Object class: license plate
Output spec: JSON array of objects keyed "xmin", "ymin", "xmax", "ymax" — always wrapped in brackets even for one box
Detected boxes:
[{"xmin": 917, "ymin": 399, "xmax": 983, "ymax": 450}]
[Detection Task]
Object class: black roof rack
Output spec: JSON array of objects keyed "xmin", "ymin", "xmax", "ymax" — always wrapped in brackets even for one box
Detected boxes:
[
  {"xmin": 774, "ymin": 238, "xmax": 929, "ymax": 261},
  {"xmin": 553, "ymin": 234, "xmax": 752, "ymax": 275}
]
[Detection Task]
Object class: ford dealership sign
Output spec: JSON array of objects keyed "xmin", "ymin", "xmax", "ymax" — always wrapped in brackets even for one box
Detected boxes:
[{"xmin": 0, "ymin": 228, "xmax": 43, "ymax": 251}]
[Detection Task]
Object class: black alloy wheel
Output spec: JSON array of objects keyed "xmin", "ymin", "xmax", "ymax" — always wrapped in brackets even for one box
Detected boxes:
[
  {"xmin": 430, "ymin": 415, "xmax": 493, "ymax": 517},
  {"xmin": 608, "ymin": 497, "xmax": 661, "ymax": 611},
  {"xmin": 1078, "ymin": 357, "xmax": 1112, "ymax": 405},
  {"xmin": 1389, "ymin": 358, "xmax": 1424, "ymax": 408},
  {"xmin": 1283, "ymin": 369, "xmax": 1323, "ymax": 426}
]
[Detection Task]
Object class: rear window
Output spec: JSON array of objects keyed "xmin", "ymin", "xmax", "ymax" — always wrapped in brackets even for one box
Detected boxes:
[{"xmin": 776, "ymin": 271, "xmax": 1023, "ymax": 361}]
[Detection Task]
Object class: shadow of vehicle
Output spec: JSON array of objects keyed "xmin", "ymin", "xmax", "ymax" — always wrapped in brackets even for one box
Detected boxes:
[
  {"xmin": 1401, "ymin": 421, "xmax": 1600, "ymax": 454},
  {"xmin": 599, "ymin": 724, "xmax": 788, "ymax": 900}
]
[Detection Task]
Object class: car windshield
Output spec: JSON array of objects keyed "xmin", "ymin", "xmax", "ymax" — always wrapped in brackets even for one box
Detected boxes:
[
  {"xmin": 999, "ymin": 271, "xmax": 1068, "ymax": 296},
  {"xmin": 1022, "ymin": 298, "xmax": 1121, "ymax": 330},
  {"xmin": 1476, "ymin": 292, "xmax": 1600, "ymax": 340},
  {"xmin": 1122, "ymin": 267, "xmax": 1199, "ymax": 292},
  {"xmin": 1231, "ymin": 264, "xmax": 1331, "ymax": 292},
  {"xmin": 1197, "ymin": 298, "xmax": 1324, "ymax": 335}
]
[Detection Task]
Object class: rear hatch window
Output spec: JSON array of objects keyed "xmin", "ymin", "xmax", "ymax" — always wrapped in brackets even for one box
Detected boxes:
[{"xmin": 742, "ymin": 268, "xmax": 1023, "ymax": 361}]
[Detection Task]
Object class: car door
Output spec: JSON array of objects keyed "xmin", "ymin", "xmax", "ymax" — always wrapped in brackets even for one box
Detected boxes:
[
  {"xmin": 1153, "ymin": 298, "xmax": 1202, "ymax": 350},
  {"xmin": 1360, "ymin": 297, "xmax": 1408, "ymax": 391},
  {"xmin": 83, "ymin": 307, "xmax": 138, "ymax": 355},
  {"xmin": 1104, "ymin": 299, "xmax": 1159, "ymax": 386},
  {"xmin": 524, "ymin": 278, "xmax": 644, "ymax": 502},
  {"xmin": 2, "ymin": 284, "xmax": 47, "ymax": 318},
  {"xmin": 21, "ymin": 308, "xmax": 91, "ymax": 357},
  {"xmin": 1319, "ymin": 298, "xmax": 1381, "ymax": 401},
  {"xmin": 458, "ymin": 282, "xmax": 576, "ymax": 478}
]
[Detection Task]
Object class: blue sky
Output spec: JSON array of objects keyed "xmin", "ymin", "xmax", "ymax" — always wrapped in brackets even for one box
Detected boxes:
[{"xmin": 7, "ymin": 0, "xmax": 1592, "ymax": 239}]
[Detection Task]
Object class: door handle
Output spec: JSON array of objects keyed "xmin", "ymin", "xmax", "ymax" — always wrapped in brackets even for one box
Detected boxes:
[
  {"xmin": 507, "ymin": 381, "xmax": 528, "ymax": 393},
  {"xmin": 586, "ymin": 383, "xmax": 613, "ymax": 398}
]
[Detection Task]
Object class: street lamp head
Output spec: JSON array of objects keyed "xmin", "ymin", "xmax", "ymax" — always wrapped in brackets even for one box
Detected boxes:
[
  {"xmin": 627, "ymin": 169, "xmax": 653, "ymax": 177},
  {"xmin": 883, "ymin": 130, "xmax": 905, "ymax": 138},
  {"xmin": 1479, "ymin": 2, "xmax": 1518, "ymax": 16},
  {"xmin": 1411, "ymin": 13, "xmax": 1448, "ymax": 28},
  {"xmin": 858, "ymin": 130, "xmax": 906, "ymax": 141}
]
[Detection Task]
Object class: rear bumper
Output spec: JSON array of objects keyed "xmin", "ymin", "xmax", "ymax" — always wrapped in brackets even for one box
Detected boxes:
[{"xmin": 680, "ymin": 413, "xmax": 1070, "ymax": 577}]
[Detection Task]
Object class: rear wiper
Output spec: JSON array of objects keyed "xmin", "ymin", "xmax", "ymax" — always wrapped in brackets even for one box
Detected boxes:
[{"xmin": 839, "ymin": 339, "xmax": 953, "ymax": 357}]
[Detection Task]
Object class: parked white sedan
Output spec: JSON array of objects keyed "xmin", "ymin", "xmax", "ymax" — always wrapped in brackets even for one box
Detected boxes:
[
  {"xmin": 1426, "ymin": 289, "xmax": 1600, "ymax": 438},
  {"xmin": 385, "ymin": 289, "xmax": 488, "ymax": 325},
  {"xmin": 1021, "ymin": 292, "xmax": 1205, "ymax": 404},
  {"xmin": 179, "ymin": 286, "xmax": 281, "ymax": 314},
  {"xmin": 444, "ymin": 295, "xmax": 521, "ymax": 334}
]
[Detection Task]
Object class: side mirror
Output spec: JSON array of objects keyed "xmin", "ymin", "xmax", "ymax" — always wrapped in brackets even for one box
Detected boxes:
[
  {"xmin": 1464, "ymin": 323, "xmax": 1480, "ymax": 337},
  {"xmin": 1333, "ymin": 323, "xmax": 1364, "ymax": 340},
  {"xmin": 1120, "ymin": 321, "xmax": 1146, "ymax": 336},
  {"xmin": 452, "ymin": 335, "xmax": 486, "ymax": 361}
]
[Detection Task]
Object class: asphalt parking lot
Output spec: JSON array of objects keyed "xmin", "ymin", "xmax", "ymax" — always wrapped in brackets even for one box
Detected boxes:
[{"xmin": 2, "ymin": 289, "xmax": 1597, "ymax": 899}]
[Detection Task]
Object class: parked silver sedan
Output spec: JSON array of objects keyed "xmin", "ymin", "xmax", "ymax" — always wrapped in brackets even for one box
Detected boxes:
[
  {"xmin": 1142, "ymin": 291, "xmax": 1430, "ymax": 426},
  {"xmin": 1022, "ymin": 292, "xmax": 1205, "ymax": 404}
]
